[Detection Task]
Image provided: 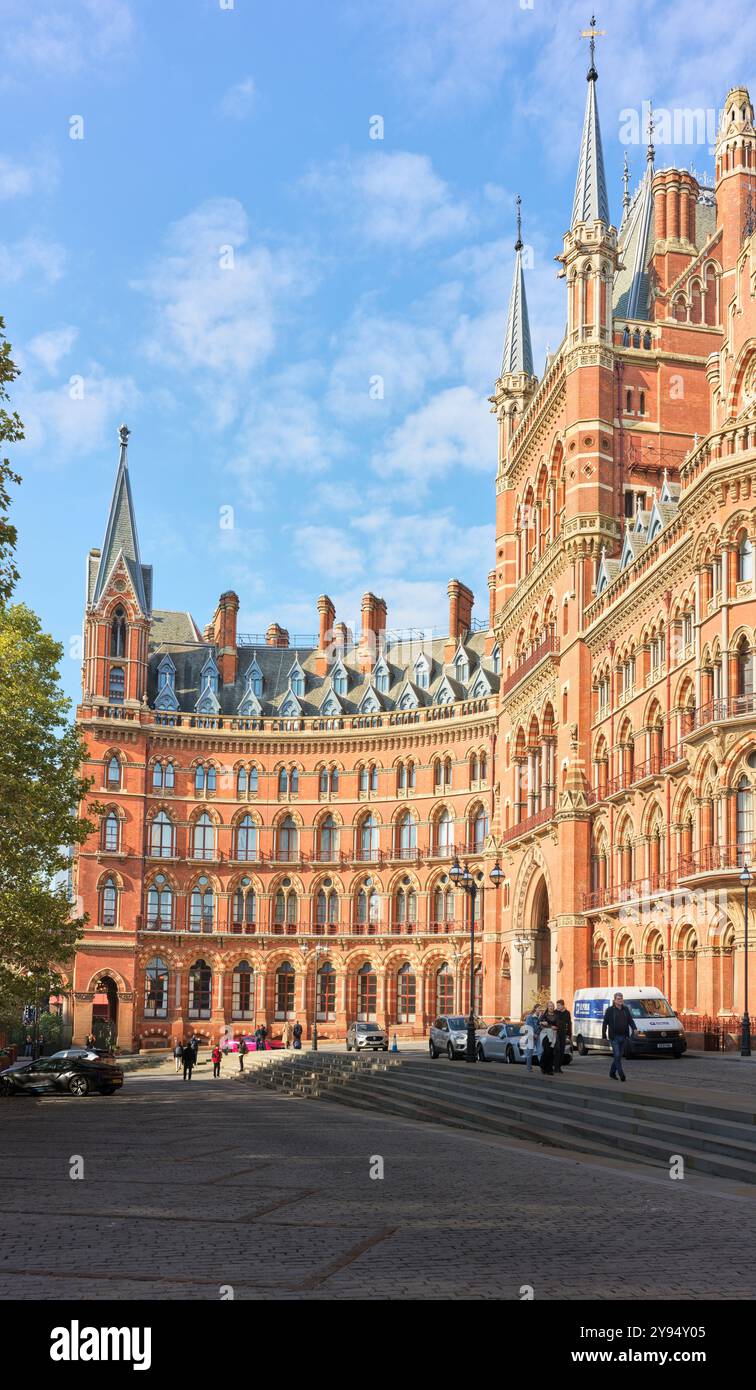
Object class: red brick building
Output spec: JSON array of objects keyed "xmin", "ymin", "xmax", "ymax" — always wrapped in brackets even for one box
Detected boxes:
[{"xmin": 71, "ymin": 60, "xmax": 756, "ymax": 1051}]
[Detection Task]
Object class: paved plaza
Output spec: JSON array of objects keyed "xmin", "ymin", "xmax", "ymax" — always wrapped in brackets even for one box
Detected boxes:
[{"xmin": 2, "ymin": 1052, "xmax": 756, "ymax": 1300}]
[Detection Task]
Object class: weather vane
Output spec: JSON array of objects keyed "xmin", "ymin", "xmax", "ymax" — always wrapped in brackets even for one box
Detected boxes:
[
  {"xmin": 580, "ymin": 14, "xmax": 606, "ymax": 80},
  {"xmin": 647, "ymin": 100, "xmax": 655, "ymax": 164},
  {"xmin": 515, "ymin": 194, "xmax": 523, "ymax": 252}
]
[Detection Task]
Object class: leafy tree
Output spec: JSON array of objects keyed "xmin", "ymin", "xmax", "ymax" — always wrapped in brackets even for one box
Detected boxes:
[{"xmin": 0, "ymin": 320, "xmax": 97, "ymax": 1014}]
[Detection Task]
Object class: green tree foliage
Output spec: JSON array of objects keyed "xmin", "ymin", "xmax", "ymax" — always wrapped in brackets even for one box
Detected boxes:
[{"xmin": 0, "ymin": 320, "xmax": 97, "ymax": 1012}]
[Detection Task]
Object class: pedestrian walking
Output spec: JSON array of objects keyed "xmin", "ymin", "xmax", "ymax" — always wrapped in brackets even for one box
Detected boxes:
[
  {"xmin": 292, "ymin": 1020, "xmax": 303, "ymax": 1051},
  {"xmin": 238, "ymin": 1037, "xmax": 248, "ymax": 1071},
  {"xmin": 211, "ymin": 1043, "xmax": 222, "ymax": 1078},
  {"xmin": 520, "ymin": 1007, "xmax": 540, "ymax": 1074},
  {"xmin": 281, "ymin": 1019, "xmax": 293, "ymax": 1049},
  {"xmin": 602, "ymin": 991, "xmax": 637, "ymax": 1082},
  {"xmin": 173, "ymin": 1039, "xmax": 183, "ymax": 1073},
  {"xmin": 182, "ymin": 1042, "xmax": 194, "ymax": 1081},
  {"xmin": 553, "ymin": 998, "xmax": 572, "ymax": 1074},
  {"xmin": 190, "ymin": 1033, "xmax": 200, "ymax": 1064},
  {"xmin": 23, "ymin": 1034, "xmax": 33, "ymax": 1057}
]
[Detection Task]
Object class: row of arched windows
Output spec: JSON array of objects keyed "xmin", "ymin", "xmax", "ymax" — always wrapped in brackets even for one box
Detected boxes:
[{"xmin": 103, "ymin": 751, "xmax": 490, "ymax": 795}]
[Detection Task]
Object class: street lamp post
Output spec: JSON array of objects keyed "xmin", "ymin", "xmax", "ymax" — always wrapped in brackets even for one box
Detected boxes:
[
  {"xmin": 741, "ymin": 862, "xmax": 752, "ymax": 1057},
  {"xmin": 450, "ymin": 857, "xmax": 504, "ymax": 1062},
  {"xmin": 514, "ymin": 937, "xmax": 529, "ymax": 1016},
  {"xmin": 302, "ymin": 942, "xmax": 321, "ymax": 1052}
]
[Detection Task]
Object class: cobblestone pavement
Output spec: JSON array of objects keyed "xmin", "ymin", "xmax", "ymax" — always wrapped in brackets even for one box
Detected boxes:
[{"xmin": 2, "ymin": 1064, "xmax": 755, "ymax": 1301}]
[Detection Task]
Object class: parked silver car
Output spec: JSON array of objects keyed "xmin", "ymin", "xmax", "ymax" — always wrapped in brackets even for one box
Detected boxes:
[
  {"xmin": 429, "ymin": 1015, "xmax": 485, "ymax": 1059},
  {"xmin": 476, "ymin": 1021, "xmax": 573, "ymax": 1066},
  {"xmin": 346, "ymin": 1021, "xmax": 388, "ymax": 1051}
]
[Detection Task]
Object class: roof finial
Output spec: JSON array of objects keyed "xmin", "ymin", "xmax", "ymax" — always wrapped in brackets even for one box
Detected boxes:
[
  {"xmin": 514, "ymin": 193, "xmax": 523, "ymax": 252},
  {"xmin": 646, "ymin": 100, "xmax": 655, "ymax": 165},
  {"xmin": 581, "ymin": 13, "xmax": 605, "ymax": 82},
  {"xmin": 119, "ymin": 422, "xmax": 131, "ymax": 450},
  {"xmin": 622, "ymin": 151, "xmax": 630, "ymax": 212}
]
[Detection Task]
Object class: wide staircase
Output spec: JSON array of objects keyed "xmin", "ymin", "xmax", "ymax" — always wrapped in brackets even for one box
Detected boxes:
[{"xmin": 239, "ymin": 1052, "xmax": 756, "ymax": 1185}]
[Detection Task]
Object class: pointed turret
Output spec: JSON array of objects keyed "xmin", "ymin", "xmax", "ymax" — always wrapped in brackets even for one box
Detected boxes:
[
  {"xmin": 571, "ymin": 61, "xmax": 610, "ymax": 229},
  {"xmin": 501, "ymin": 196, "xmax": 534, "ymax": 377},
  {"xmin": 92, "ymin": 424, "xmax": 151, "ymax": 615}
]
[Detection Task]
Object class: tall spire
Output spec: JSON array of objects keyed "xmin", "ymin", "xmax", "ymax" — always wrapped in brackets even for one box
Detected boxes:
[
  {"xmin": 500, "ymin": 195, "xmax": 534, "ymax": 377},
  {"xmin": 92, "ymin": 423, "xmax": 150, "ymax": 614},
  {"xmin": 622, "ymin": 152, "xmax": 630, "ymax": 214},
  {"xmin": 571, "ymin": 15, "xmax": 610, "ymax": 227}
]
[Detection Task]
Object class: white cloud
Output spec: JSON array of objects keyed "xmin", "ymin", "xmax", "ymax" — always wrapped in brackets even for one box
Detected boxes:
[
  {"xmin": 0, "ymin": 233, "xmax": 66, "ymax": 283},
  {"xmin": 304, "ymin": 151, "xmax": 471, "ymax": 250},
  {"xmin": 16, "ymin": 367, "xmax": 139, "ymax": 463},
  {"xmin": 135, "ymin": 198, "xmax": 314, "ymax": 426},
  {"xmin": 0, "ymin": 149, "xmax": 58, "ymax": 200},
  {"xmin": 372, "ymin": 384, "xmax": 496, "ymax": 492},
  {"xmin": 228, "ymin": 366, "xmax": 346, "ymax": 506},
  {"xmin": 0, "ymin": 0, "xmax": 134, "ymax": 78},
  {"xmin": 219, "ymin": 76, "xmax": 256, "ymax": 120},
  {"xmin": 289, "ymin": 524, "xmax": 364, "ymax": 581},
  {"xmin": 26, "ymin": 326, "xmax": 78, "ymax": 373},
  {"xmin": 326, "ymin": 308, "xmax": 452, "ymax": 421}
]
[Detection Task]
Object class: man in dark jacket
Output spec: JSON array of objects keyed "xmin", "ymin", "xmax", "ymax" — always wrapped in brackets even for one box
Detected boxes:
[
  {"xmin": 553, "ymin": 999, "xmax": 572, "ymax": 1074},
  {"xmin": 602, "ymin": 993, "xmax": 637, "ymax": 1081},
  {"xmin": 182, "ymin": 1041, "xmax": 194, "ymax": 1082}
]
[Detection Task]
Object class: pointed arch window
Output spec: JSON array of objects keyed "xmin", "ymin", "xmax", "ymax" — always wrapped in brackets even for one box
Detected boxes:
[
  {"xmin": 190, "ymin": 879, "xmax": 214, "ymax": 932},
  {"xmin": 357, "ymin": 880, "xmax": 380, "ymax": 930},
  {"xmin": 108, "ymin": 667, "xmax": 125, "ymax": 703},
  {"xmin": 275, "ymin": 961, "xmax": 295, "ymax": 1018},
  {"xmin": 236, "ymin": 814, "xmax": 257, "ymax": 861},
  {"xmin": 193, "ymin": 812, "xmax": 215, "ymax": 861},
  {"xmin": 232, "ymin": 961, "xmax": 254, "ymax": 1018},
  {"xmin": 233, "ymin": 880, "xmax": 256, "ymax": 930},
  {"xmin": 102, "ymin": 811, "xmax": 119, "ymax": 853},
  {"xmin": 316, "ymin": 886, "xmax": 339, "ymax": 929},
  {"xmin": 274, "ymin": 885, "xmax": 298, "ymax": 927},
  {"xmin": 317, "ymin": 961, "xmax": 336, "ymax": 1019},
  {"xmin": 357, "ymin": 962, "xmax": 377, "ymax": 1021},
  {"xmin": 110, "ymin": 607, "xmax": 127, "ymax": 657},
  {"xmin": 318, "ymin": 814, "xmax": 337, "ymax": 862},
  {"xmin": 433, "ymin": 883, "xmax": 455, "ymax": 926},
  {"xmin": 397, "ymin": 963, "xmax": 416, "ymax": 1023},
  {"xmin": 472, "ymin": 807, "xmax": 489, "ymax": 852},
  {"xmin": 397, "ymin": 811, "xmax": 417, "ymax": 858},
  {"xmin": 436, "ymin": 808, "xmax": 454, "ymax": 858},
  {"xmin": 188, "ymin": 959, "xmax": 212, "ymax": 1017},
  {"xmin": 395, "ymin": 883, "xmax": 417, "ymax": 928},
  {"xmin": 359, "ymin": 814, "xmax": 379, "ymax": 861},
  {"xmin": 436, "ymin": 962, "xmax": 454, "ymax": 1014},
  {"xmin": 737, "ymin": 776, "xmax": 753, "ymax": 865},
  {"xmin": 150, "ymin": 810, "xmax": 174, "ymax": 858},
  {"xmin": 237, "ymin": 766, "xmax": 248, "ymax": 797},
  {"xmin": 278, "ymin": 767, "xmax": 288, "ymax": 795},
  {"xmin": 100, "ymin": 876, "xmax": 118, "ymax": 927},
  {"xmin": 147, "ymin": 874, "xmax": 173, "ymax": 930},
  {"xmin": 738, "ymin": 637, "xmax": 754, "ymax": 699},
  {"xmin": 278, "ymin": 815, "xmax": 298, "ymax": 863},
  {"xmin": 144, "ymin": 957, "xmax": 169, "ymax": 1017}
]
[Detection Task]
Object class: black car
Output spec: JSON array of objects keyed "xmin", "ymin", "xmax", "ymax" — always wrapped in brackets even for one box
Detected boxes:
[{"xmin": 0, "ymin": 1055, "xmax": 124, "ymax": 1097}]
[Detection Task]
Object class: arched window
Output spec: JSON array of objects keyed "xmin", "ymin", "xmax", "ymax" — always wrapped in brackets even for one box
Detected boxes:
[
  {"xmin": 110, "ymin": 606, "xmax": 126, "ymax": 657},
  {"xmin": 433, "ymin": 882, "xmax": 455, "ymax": 926},
  {"xmin": 147, "ymin": 874, "xmax": 173, "ymax": 930},
  {"xmin": 318, "ymin": 815, "xmax": 337, "ymax": 861},
  {"xmin": 436, "ymin": 962, "xmax": 454, "ymax": 1014},
  {"xmin": 102, "ymin": 811, "xmax": 119, "ymax": 852},
  {"xmin": 737, "ymin": 776, "xmax": 753, "ymax": 865},
  {"xmin": 357, "ymin": 962, "xmax": 377, "ymax": 1020},
  {"xmin": 275, "ymin": 961, "xmax": 296, "ymax": 1018},
  {"xmin": 107, "ymin": 754, "xmax": 121, "ymax": 788},
  {"xmin": 236, "ymin": 815, "xmax": 257, "ymax": 861},
  {"xmin": 153, "ymin": 761, "xmax": 164, "ymax": 790},
  {"xmin": 237, "ymin": 767, "xmax": 248, "ymax": 797},
  {"xmin": 472, "ymin": 807, "xmax": 488, "ymax": 851},
  {"xmin": 290, "ymin": 768, "xmax": 299, "ymax": 794},
  {"xmin": 397, "ymin": 811, "xmax": 417, "ymax": 858},
  {"xmin": 436, "ymin": 808, "xmax": 454, "ymax": 858},
  {"xmin": 193, "ymin": 812, "xmax": 215, "ymax": 861},
  {"xmin": 190, "ymin": 879, "xmax": 214, "ymax": 932},
  {"xmin": 319, "ymin": 768, "xmax": 329, "ymax": 795},
  {"xmin": 195, "ymin": 763, "xmax": 216, "ymax": 794},
  {"xmin": 232, "ymin": 961, "xmax": 254, "ymax": 1018},
  {"xmin": 150, "ymin": 810, "xmax": 174, "ymax": 858},
  {"xmin": 737, "ymin": 636, "xmax": 754, "ymax": 699},
  {"xmin": 278, "ymin": 768, "xmax": 288, "ymax": 796},
  {"xmin": 316, "ymin": 885, "xmax": 339, "ymax": 929},
  {"xmin": 278, "ymin": 815, "xmax": 298, "ymax": 862},
  {"xmin": 100, "ymin": 876, "xmax": 118, "ymax": 927},
  {"xmin": 397, "ymin": 762, "xmax": 406, "ymax": 791},
  {"xmin": 144, "ymin": 957, "xmax": 168, "ymax": 1017},
  {"xmin": 233, "ymin": 878, "xmax": 256, "ymax": 930},
  {"xmin": 188, "ymin": 959, "xmax": 212, "ymax": 1018},
  {"xmin": 249, "ymin": 767, "xmax": 259, "ymax": 794},
  {"xmin": 359, "ymin": 814, "xmax": 379, "ymax": 861},
  {"xmin": 317, "ymin": 962, "xmax": 336, "ymax": 1020},
  {"xmin": 108, "ymin": 667, "xmax": 125, "ymax": 703},
  {"xmin": 397, "ymin": 963, "xmax": 416, "ymax": 1023},
  {"xmin": 357, "ymin": 880, "xmax": 380, "ymax": 930},
  {"xmin": 738, "ymin": 535, "xmax": 754, "ymax": 583},
  {"xmin": 274, "ymin": 884, "xmax": 298, "ymax": 927},
  {"xmin": 395, "ymin": 882, "xmax": 417, "ymax": 928},
  {"xmin": 330, "ymin": 768, "xmax": 339, "ymax": 794},
  {"xmin": 370, "ymin": 765, "xmax": 378, "ymax": 793}
]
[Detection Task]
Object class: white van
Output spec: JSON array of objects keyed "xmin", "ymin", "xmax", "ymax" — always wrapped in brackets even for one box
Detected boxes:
[{"xmin": 572, "ymin": 986, "xmax": 687, "ymax": 1059}]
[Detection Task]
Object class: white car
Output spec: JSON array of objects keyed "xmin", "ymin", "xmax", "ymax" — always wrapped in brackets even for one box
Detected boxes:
[
  {"xmin": 476, "ymin": 1022, "xmax": 573, "ymax": 1066},
  {"xmin": 428, "ymin": 1015, "xmax": 485, "ymax": 1059}
]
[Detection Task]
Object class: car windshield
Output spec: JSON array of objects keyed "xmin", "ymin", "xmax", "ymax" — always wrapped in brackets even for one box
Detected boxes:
[
  {"xmin": 627, "ymin": 998, "xmax": 675, "ymax": 1018},
  {"xmin": 446, "ymin": 1017, "xmax": 467, "ymax": 1030}
]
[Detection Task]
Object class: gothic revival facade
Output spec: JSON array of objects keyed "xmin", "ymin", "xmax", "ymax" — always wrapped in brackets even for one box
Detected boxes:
[{"xmin": 71, "ymin": 55, "xmax": 756, "ymax": 1050}]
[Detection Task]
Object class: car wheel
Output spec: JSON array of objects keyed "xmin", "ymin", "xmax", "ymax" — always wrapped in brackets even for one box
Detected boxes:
[
  {"xmin": 673, "ymin": 1049, "xmax": 683, "ymax": 1058},
  {"xmin": 505, "ymin": 1045, "xmax": 515, "ymax": 1064},
  {"xmin": 562, "ymin": 1053, "xmax": 572, "ymax": 1067},
  {"xmin": 476, "ymin": 1043, "xmax": 487, "ymax": 1062},
  {"xmin": 346, "ymin": 1041, "xmax": 351, "ymax": 1051},
  {"xmin": 428, "ymin": 1040, "xmax": 438, "ymax": 1059},
  {"xmin": 576, "ymin": 1036, "xmax": 588, "ymax": 1056},
  {"xmin": 68, "ymin": 1074, "xmax": 90, "ymax": 1097},
  {"xmin": 447, "ymin": 1042, "xmax": 456, "ymax": 1061},
  {"xmin": 0, "ymin": 1077, "xmax": 15, "ymax": 1097}
]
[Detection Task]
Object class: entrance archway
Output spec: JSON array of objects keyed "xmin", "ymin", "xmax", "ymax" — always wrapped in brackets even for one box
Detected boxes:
[
  {"xmin": 533, "ymin": 880, "xmax": 551, "ymax": 994},
  {"xmin": 92, "ymin": 977, "xmax": 118, "ymax": 1048}
]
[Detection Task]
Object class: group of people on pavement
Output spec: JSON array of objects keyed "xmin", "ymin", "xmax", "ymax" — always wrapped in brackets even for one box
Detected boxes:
[
  {"xmin": 173, "ymin": 1035, "xmax": 200, "ymax": 1080},
  {"xmin": 520, "ymin": 999, "xmax": 572, "ymax": 1074}
]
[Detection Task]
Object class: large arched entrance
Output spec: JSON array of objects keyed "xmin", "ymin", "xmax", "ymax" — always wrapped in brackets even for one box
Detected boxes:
[
  {"xmin": 533, "ymin": 879, "xmax": 551, "ymax": 994},
  {"xmin": 91, "ymin": 976, "xmax": 119, "ymax": 1048}
]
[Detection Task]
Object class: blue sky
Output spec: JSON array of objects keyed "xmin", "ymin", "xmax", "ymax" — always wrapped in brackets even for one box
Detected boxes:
[{"xmin": 3, "ymin": 0, "xmax": 754, "ymax": 705}]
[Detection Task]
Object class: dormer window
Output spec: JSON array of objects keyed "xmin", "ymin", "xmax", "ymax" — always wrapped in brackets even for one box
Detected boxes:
[
  {"xmin": 288, "ymin": 660, "xmax": 306, "ymax": 698},
  {"xmin": 413, "ymin": 653, "xmax": 430, "ymax": 690},
  {"xmin": 454, "ymin": 648, "xmax": 470, "ymax": 684}
]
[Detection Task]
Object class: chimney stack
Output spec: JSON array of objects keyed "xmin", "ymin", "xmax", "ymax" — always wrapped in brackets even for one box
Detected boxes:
[
  {"xmin": 213, "ymin": 590, "xmax": 239, "ymax": 684},
  {"xmin": 315, "ymin": 594, "xmax": 336, "ymax": 675},
  {"xmin": 358, "ymin": 592, "xmax": 387, "ymax": 672},
  {"xmin": 265, "ymin": 623, "xmax": 290, "ymax": 648},
  {"xmin": 446, "ymin": 579, "xmax": 474, "ymax": 661},
  {"xmin": 332, "ymin": 621, "xmax": 353, "ymax": 654}
]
